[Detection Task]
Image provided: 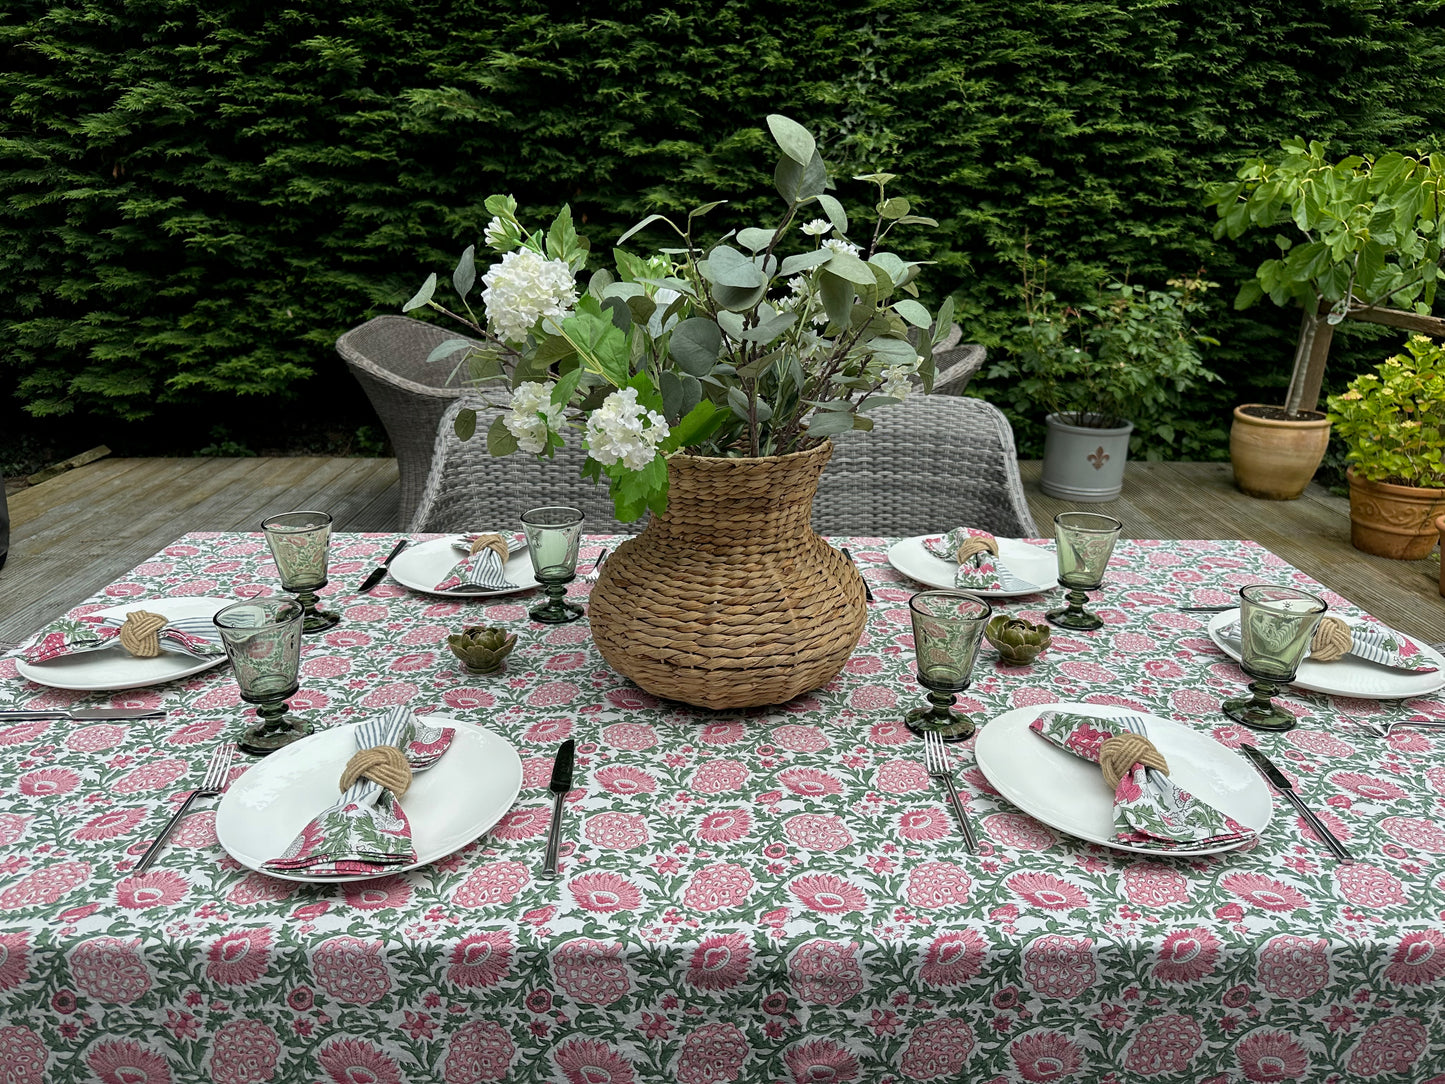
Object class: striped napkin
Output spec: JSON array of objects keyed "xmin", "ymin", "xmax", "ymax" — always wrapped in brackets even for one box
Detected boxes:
[
  {"xmin": 434, "ymin": 533, "xmax": 521, "ymax": 593},
  {"xmin": 1218, "ymin": 616, "xmax": 1435, "ymax": 673},
  {"xmin": 264, "ymin": 707, "xmax": 455, "ymax": 877},
  {"xmin": 1031, "ymin": 710, "xmax": 1257, "ymax": 852},
  {"xmin": 923, "ymin": 528, "xmax": 1040, "ymax": 593},
  {"xmin": 25, "ymin": 613, "xmax": 224, "ymax": 664}
]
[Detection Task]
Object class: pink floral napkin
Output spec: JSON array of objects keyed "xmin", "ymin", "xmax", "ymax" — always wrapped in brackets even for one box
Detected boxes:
[
  {"xmin": 24, "ymin": 613, "xmax": 225, "ymax": 665},
  {"xmin": 264, "ymin": 707, "xmax": 454, "ymax": 877},
  {"xmin": 1030, "ymin": 710, "xmax": 1257, "ymax": 852},
  {"xmin": 922, "ymin": 528, "xmax": 1040, "ymax": 592},
  {"xmin": 433, "ymin": 533, "xmax": 523, "ymax": 593}
]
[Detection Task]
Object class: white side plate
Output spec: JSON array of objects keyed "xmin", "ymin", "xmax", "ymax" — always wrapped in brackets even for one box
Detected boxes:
[
  {"xmin": 388, "ymin": 535, "xmax": 538, "ymax": 598},
  {"xmin": 1208, "ymin": 609, "xmax": 1445, "ymax": 701},
  {"xmin": 215, "ymin": 715, "xmax": 523, "ymax": 882},
  {"xmin": 974, "ymin": 701, "xmax": 1272, "ymax": 856},
  {"xmin": 16, "ymin": 596, "xmax": 233, "ymax": 692},
  {"xmin": 887, "ymin": 535, "xmax": 1058, "ymax": 597}
]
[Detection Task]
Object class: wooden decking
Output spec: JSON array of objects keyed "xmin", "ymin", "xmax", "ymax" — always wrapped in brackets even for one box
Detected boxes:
[{"xmin": 3, "ymin": 456, "xmax": 1441, "ymax": 644}]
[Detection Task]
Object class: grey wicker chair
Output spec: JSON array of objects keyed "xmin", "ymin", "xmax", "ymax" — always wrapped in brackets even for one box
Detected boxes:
[
  {"xmin": 411, "ymin": 399, "xmax": 636, "ymax": 535},
  {"xmin": 813, "ymin": 393, "xmax": 1037, "ymax": 537},
  {"xmin": 927, "ymin": 323, "xmax": 987, "ymax": 395},
  {"xmin": 336, "ymin": 315, "xmax": 474, "ymax": 528}
]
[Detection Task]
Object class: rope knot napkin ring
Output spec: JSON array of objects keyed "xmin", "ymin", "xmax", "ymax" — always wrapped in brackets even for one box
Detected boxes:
[
  {"xmin": 340, "ymin": 745, "xmax": 413, "ymax": 798},
  {"xmin": 117, "ymin": 610, "xmax": 169, "ymax": 657},
  {"xmin": 468, "ymin": 533, "xmax": 510, "ymax": 562},
  {"xmin": 1098, "ymin": 733, "xmax": 1168, "ymax": 790},
  {"xmin": 954, "ymin": 535, "xmax": 999, "ymax": 563},
  {"xmin": 1309, "ymin": 615, "xmax": 1352, "ymax": 662}
]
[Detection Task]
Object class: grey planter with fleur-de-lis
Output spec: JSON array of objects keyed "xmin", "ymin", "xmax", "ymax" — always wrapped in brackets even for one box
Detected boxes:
[{"xmin": 1039, "ymin": 413, "xmax": 1134, "ymax": 503}]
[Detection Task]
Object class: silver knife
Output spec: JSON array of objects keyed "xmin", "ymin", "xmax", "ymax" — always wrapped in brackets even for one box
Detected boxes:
[
  {"xmin": 358, "ymin": 539, "xmax": 409, "ymax": 593},
  {"xmin": 1239, "ymin": 744, "xmax": 1353, "ymax": 863},
  {"xmin": 541, "ymin": 738, "xmax": 575, "ymax": 880},
  {"xmin": 0, "ymin": 708, "xmax": 166, "ymax": 721}
]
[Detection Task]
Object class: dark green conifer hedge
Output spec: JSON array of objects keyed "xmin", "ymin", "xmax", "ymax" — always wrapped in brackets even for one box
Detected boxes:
[{"xmin": 2, "ymin": 0, "xmax": 1441, "ymax": 456}]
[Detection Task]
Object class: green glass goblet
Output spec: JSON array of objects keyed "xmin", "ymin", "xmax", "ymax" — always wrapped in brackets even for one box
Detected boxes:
[
  {"xmin": 905, "ymin": 590, "xmax": 992, "ymax": 742},
  {"xmin": 261, "ymin": 510, "xmax": 340, "ymax": 633},
  {"xmin": 521, "ymin": 506, "xmax": 585, "ymax": 624},
  {"xmin": 1222, "ymin": 584, "xmax": 1327, "ymax": 732},
  {"xmin": 1045, "ymin": 511, "xmax": 1124, "ymax": 631},
  {"xmin": 213, "ymin": 596, "xmax": 311, "ymax": 756}
]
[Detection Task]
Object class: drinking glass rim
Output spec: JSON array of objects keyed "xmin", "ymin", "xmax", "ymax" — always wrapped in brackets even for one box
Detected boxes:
[
  {"xmin": 261, "ymin": 509, "xmax": 333, "ymax": 533},
  {"xmin": 1053, "ymin": 511, "xmax": 1124, "ymax": 535},
  {"xmin": 521, "ymin": 506, "xmax": 585, "ymax": 528},
  {"xmin": 1238, "ymin": 583, "xmax": 1328, "ymax": 614},
  {"xmin": 213, "ymin": 596, "xmax": 305, "ymax": 631},
  {"xmin": 908, "ymin": 589, "xmax": 992, "ymax": 621}
]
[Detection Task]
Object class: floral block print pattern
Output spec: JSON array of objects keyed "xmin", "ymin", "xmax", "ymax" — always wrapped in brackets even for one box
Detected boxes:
[
  {"xmin": 24, "ymin": 613, "xmax": 224, "ymax": 664},
  {"xmin": 1, "ymin": 533, "xmax": 1444, "ymax": 1083},
  {"xmin": 922, "ymin": 527, "xmax": 1040, "ymax": 592}
]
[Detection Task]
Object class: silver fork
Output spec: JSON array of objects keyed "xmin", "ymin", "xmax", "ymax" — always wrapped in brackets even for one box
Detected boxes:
[
  {"xmin": 1345, "ymin": 717, "xmax": 1445, "ymax": 739},
  {"xmin": 923, "ymin": 730, "xmax": 977, "ymax": 854},
  {"xmin": 135, "ymin": 742, "xmax": 236, "ymax": 873},
  {"xmin": 583, "ymin": 548, "xmax": 610, "ymax": 581}
]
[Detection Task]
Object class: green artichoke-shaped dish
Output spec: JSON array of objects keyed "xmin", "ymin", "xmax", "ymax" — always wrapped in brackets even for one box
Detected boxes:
[
  {"xmin": 984, "ymin": 615, "xmax": 1051, "ymax": 665},
  {"xmin": 447, "ymin": 626, "xmax": 518, "ymax": 675}
]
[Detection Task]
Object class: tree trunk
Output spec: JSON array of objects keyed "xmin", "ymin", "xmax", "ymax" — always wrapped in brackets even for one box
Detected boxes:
[{"xmin": 1284, "ymin": 300, "xmax": 1333, "ymax": 416}]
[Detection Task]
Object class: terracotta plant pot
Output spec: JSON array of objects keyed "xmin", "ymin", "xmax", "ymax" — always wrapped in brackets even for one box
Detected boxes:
[
  {"xmin": 1437, "ymin": 514, "xmax": 1445, "ymax": 597},
  {"xmin": 588, "ymin": 441, "xmax": 868, "ymax": 710},
  {"xmin": 1346, "ymin": 468, "xmax": 1445, "ymax": 560},
  {"xmin": 1229, "ymin": 404, "xmax": 1331, "ymax": 500}
]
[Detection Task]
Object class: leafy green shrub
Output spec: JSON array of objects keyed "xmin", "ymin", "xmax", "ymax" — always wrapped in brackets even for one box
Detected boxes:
[{"xmin": 1327, "ymin": 335, "xmax": 1445, "ymax": 488}]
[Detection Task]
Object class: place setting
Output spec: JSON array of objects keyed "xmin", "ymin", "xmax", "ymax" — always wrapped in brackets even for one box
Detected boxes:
[{"xmin": 887, "ymin": 526, "xmax": 1058, "ymax": 598}]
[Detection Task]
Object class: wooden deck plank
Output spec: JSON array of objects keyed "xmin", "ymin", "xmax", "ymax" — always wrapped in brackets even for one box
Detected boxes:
[{"xmin": 3, "ymin": 456, "xmax": 1440, "ymax": 647}]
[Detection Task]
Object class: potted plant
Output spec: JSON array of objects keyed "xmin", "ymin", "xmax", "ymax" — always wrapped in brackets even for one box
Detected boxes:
[
  {"xmin": 990, "ymin": 258, "xmax": 1219, "ymax": 502},
  {"xmin": 401, "ymin": 115, "xmax": 952, "ymax": 709},
  {"xmin": 1326, "ymin": 335, "xmax": 1445, "ymax": 560},
  {"xmin": 1206, "ymin": 139, "xmax": 1445, "ymax": 500}
]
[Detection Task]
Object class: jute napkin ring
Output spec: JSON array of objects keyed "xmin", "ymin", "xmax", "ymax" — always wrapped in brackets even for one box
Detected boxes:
[
  {"xmin": 340, "ymin": 746, "xmax": 412, "ymax": 798},
  {"xmin": 118, "ymin": 610, "xmax": 168, "ymax": 658},
  {"xmin": 469, "ymin": 533, "xmax": 510, "ymax": 562},
  {"xmin": 1098, "ymin": 734, "xmax": 1169, "ymax": 790},
  {"xmin": 1309, "ymin": 615, "xmax": 1351, "ymax": 662},
  {"xmin": 954, "ymin": 536, "xmax": 999, "ymax": 563}
]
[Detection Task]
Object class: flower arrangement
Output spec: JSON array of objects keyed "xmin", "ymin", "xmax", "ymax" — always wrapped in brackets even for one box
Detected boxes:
[
  {"xmin": 1327, "ymin": 335, "xmax": 1445, "ymax": 489},
  {"xmin": 404, "ymin": 115, "xmax": 953, "ymax": 520}
]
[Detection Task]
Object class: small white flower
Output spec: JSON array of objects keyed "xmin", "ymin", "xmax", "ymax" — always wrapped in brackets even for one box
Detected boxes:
[
  {"xmin": 481, "ymin": 248, "xmax": 578, "ymax": 345},
  {"xmin": 503, "ymin": 381, "xmax": 565, "ymax": 454},
  {"xmin": 584, "ymin": 387, "xmax": 671, "ymax": 471},
  {"xmin": 822, "ymin": 237, "xmax": 861, "ymax": 257},
  {"xmin": 880, "ymin": 365, "xmax": 915, "ymax": 401},
  {"xmin": 483, "ymin": 216, "xmax": 509, "ymax": 248},
  {"xmin": 801, "ymin": 218, "xmax": 832, "ymax": 237}
]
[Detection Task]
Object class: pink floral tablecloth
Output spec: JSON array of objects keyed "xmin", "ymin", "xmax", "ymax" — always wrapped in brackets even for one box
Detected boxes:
[{"xmin": 2, "ymin": 533, "xmax": 1444, "ymax": 1084}]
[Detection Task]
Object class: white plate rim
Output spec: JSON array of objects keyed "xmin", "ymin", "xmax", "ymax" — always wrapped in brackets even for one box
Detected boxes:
[
  {"xmin": 974, "ymin": 701, "xmax": 1272, "ymax": 856},
  {"xmin": 15, "ymin": 596, "xmax": 233, "ymax": 692},
  {"xmin": 886, "ymin": 535, "xmax": 1058, "ymax": 597},
  {"xmin": 214, "ymin": 715, "xmax": 523, "ymax": 882},
  {"xmin": 1207, "ymin": 608, "xmax": 1445, "ymax": 701},
  {"xmin": 387, "ymin": 535, "xmax": 538, "ymax": 599}
]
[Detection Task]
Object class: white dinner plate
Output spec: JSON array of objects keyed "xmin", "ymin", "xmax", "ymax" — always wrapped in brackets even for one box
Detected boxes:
[
  {"xmin": 215, "ymin": 715, "xmax": 523, "ymax": 882},
  {"xmin": 887, "ymin": 535, "xmax": 1058, "ymax": 597},
  {"xmin": 15, "ymin": 596, "xmax": 232, "ymax": 692},
  {"xmin": 974, "ymin": 702, "xmax": 1272, "ymax": 856},
  {"xmin": 388, "ymin": 535, "xmax": 538, "ymax": 598},
  {"xmin": 1208, "ymin": 609, "xmax": 1445, "ymax": 701}
]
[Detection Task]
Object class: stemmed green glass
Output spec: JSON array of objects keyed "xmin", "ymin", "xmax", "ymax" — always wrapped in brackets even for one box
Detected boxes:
[
  {"xmin": 212, "ymin": 597, "xmax": 311, "ymax": 756},
  {"xmin": 521, "ymin": 506, "xmax": 585, "ymax": 624},
  {"xmin": 1046, "ymin": 512, "xmax": 1124, "ymax": 631},
  {"xmin": 1222, "ymin": 584, "xmax": 1327, "ymax": 731},
  {"xmin": 905, "ymin": 590, "xmax": 992, "ymax": 742},
  {"xmin": 261, "ymin": 510, "xmax": 340, "ymax": 633}
]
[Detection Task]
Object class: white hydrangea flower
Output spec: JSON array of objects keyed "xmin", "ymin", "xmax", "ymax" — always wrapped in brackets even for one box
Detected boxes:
[
  {"xmin": 822, "ymin": 237, "xmax": 861, "ymax": 257},
  {"xmin": 503, "ymin": 381, "xmax": 565, "ymax": 454},
  {"xmin": 481, "ymin": 248, "xmax": 578, "ymax": 344},
  {"xmin": 483, "ymin": 216, "xmax": 509, "ymax": 248},
  {"xmin": 801, "ymin": 218, "xmax": 833, "ymax": 237},
  {"xmin": 584, "ymin": 387, "xmax": 671, "ymax": 471}
]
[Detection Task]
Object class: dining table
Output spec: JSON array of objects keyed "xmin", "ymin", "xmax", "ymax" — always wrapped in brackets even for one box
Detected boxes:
[{"xmin": 2, "ymin": 530, "xmax": 1444, "ymax": 1084}]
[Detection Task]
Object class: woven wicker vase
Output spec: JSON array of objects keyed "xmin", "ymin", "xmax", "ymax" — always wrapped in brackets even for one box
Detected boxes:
[{"xmin": 589, "ymin": 441, "xmax": 868, "ymax": 710}]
